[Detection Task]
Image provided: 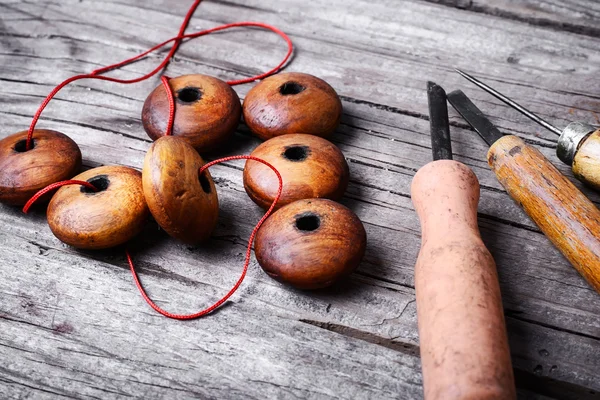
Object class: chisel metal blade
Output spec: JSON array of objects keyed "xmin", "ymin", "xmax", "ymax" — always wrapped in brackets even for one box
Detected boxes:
[
  {"xmin": 455, "ymin": 69, "xmax": 562, "ymax": 136},
  {"xmin": 447, "ymin": 90, "xmax": 504, "ymax": 146},
  {"xmin": 427, "ymin": 81, "xmax": 453, "ymax": 160}
]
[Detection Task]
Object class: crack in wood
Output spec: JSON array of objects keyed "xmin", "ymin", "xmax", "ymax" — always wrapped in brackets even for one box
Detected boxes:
[
  {"xmin": 422, "ymin": 0, "xmax": 600, "ymax": 38},
  {"xmin": 514, "ymin": 368, "xmax": 600, "ymax": 400},
  {"xmin": 506, "ymin": 314, "xmax": 600, "ymax": 342},
  {"xmin": 298, "ymin": 318, "xmax": 421, "ymax": 357},
  {"xmin": 301, "ymin": 317, "xmax": 600, "ymax": 399}
]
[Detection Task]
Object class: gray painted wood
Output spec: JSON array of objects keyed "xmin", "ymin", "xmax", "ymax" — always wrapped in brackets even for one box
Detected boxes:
[
  {"xmin": 433, "ymin": 0, "xmax": 600, "ymax": 36},
  {"xmin": 1, "ymin": 0, "xmax": 600, "ymax": 398}
]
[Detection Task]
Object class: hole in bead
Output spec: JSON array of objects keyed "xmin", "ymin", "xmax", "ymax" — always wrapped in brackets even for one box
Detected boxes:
[
  {"xmin": 177, "ymin": 87, "xmax": 202, "ymax": 103},
  {"xmin": 279, "ymin": 81, "xmax": 306, "ymax": 95},
  {"xmin": 199, "ymin": 171, "xmax": 211, "ymax": 194},
  {"xmin": 283, "ymin": 145, "xmax": 309, "ymax": 162},
  {"xmin": 81, "ymin": 175, "xmax": 110, "ymax": 194},
  {"xmin": 295, "ymin": 213, "xmax": 320, "ymax": 232},
  {"xmin": 14, "ymin": 139, "xmax": 35, "ymax": 152}
]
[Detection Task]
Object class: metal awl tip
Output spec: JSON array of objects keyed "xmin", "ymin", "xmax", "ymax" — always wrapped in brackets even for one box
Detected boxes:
[{"xmin": 454, "ymin": 69, "xmax": 562, "ymax": 136}]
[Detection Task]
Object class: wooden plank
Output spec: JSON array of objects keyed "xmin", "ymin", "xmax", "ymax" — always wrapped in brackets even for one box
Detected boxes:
[
  {"xmin": 429, "ymin": 0, "xmax": 600, "ymax": 37},
  {"xmin": 2, "ymin": 0, "xmax": 599, "ymax": 147},
  {"xmin": 0, "ymin": 232, "xmax": 424, "ymax": 399},
  {"xmin": 1, "ymin": 204, "xmax": 599, "ymax": 398},
  {"xmin": 1, "ymin": 0, "xmax": 600, "ymax": 397}
]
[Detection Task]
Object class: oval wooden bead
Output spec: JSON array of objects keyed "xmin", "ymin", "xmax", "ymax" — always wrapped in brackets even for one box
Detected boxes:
[
  {"xmin": 243, "ymin": 134, "xmax": 349, "ymax": 210},
  {"xmin": 255, "ymin": 198, "xmax": 366, "ymax": 289},
  {"xmin": 142, "ymin": 136, "xmax": 219, "ymax": 244},
  {"xmin": 47, "ymin": 166, "xmax": 148, "ymax": 250},
  {"xmin": 142, "ymin": 74, "xmax": 241, "ymax": 152},
  {"xmin": 243, "ymin": 72, "xmax": 342, "ymax": 140},
  {"xmin": 0, "ymin": 130, "xmax": 82, "ymax": 206}
]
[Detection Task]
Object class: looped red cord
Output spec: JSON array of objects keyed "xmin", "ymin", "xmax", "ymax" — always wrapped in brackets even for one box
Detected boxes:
[
  {"xmin": 24, "ymin": 0, "xmax": 294, "ymax": 149},
  {"xmin": 128, "ymin": 155, "xmax": 282, "ymax": 319},
  {"xmin": 160, "ymin": 76, "xmax": 175, "ymax": 136},
  {"xmin": 21, "ymin": 0, "xmax": 290, "ymax": 319},
  {"xmin": 22, "ymin": 180, "xmax": 98, "ymax": 213},
  {"xmin": 22, "ymin": 156, "xmax": 282, "ymax": 319}
]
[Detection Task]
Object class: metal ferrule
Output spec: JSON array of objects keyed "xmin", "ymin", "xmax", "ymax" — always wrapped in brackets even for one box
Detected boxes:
[{"xmin": 556, "ymin": 122, "xmax": 597, "ymax": 166}]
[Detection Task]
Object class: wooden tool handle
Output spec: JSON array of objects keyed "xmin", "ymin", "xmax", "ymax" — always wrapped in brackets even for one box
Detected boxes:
[
  {"xmin": 411, "ymin": 160, "xmax": 515, "ymax": 400},
  {"xmin": 489, "ymin": 135, "xmax": 600, "ymax": 293},
  {"xmin": 573, "ymin": 129, "xmax": 600, "ymax": 191}
]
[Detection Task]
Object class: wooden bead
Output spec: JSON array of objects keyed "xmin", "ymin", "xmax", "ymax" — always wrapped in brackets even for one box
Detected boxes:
[
  {"xmin": 0, "ymin": 130, "xmax": 81, "ymax": 206},
  {"xmin": 142, "ymin": 74, "xmax": 241, "ymax": 152},
  {"xmin": 243, "ymin": 72, "xmax": 342, "ymax": 140},
  {"xmin": 255, "ymin": 198, "xmax": 366, "ymax": 289},
  {"xmin": 243, "ymin": 134, "xmax": 349, "ymax": 210},
  {"xmin": 47, "ymin": 166, "xmax": 148, "ymax": 250},
  {"xmin": 142, "ymin": 136, "xmax": 219, "ymax": 244}
]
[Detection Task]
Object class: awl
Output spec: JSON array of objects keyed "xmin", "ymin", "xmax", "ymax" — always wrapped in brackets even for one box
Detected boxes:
[
  {"xmin": 411, "ymin": 82, "xmax": 515, "ymax": 400},
  {"xmin": 448, "ymin": 89, "xmax": 600, "ymax": 294},
  {"xmin": 456, "ymin": 69, "xmax": 600, "ymax": 191}
]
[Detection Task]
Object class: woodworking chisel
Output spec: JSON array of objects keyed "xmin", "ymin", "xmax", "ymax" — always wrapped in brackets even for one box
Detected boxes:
[
  {"xmin": 447, "ymin": 89, "xmax": 600, "ymax": 294},
  {"xmin": 411, "ymin": 82, "xmax": 515, "ymax": 400},
  {"xmin": 456, "ymin": 69, "xmax": 600, "ymax": 191}
]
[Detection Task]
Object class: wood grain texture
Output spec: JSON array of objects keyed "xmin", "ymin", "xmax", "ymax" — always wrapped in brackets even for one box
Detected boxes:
[
  {"xmin": 489, "ymin": 135, "xmax": 600, "ymax": 293},
  {"xmin": 573, "ymin": 129, "xmax": 600, "ymax": 191},
  {"xmin": 255, "ymin": 198, "xmax": 366, "ymax": 289},
  {"xmin": 47, "ymin": 166, "xmax": 149, "ymax": 249},
  {"xmin": 142, "ymin": 74, "xmax": 241, "ymax": 152},
  {"xmin": 0, "ymin": 0, "xmax": 600, "ymax": 398},
  {"xmin": 412, "ymin": 160, "xmax": 515, "ymax": 400},
  {"xmin": 142, "ymin": 136, "xmax": 219, "ymax": 244},
  {"xmin": 0, "ymin": 229, "xmax": 423, "ymax": 400},
  {"xmin": 244, "ymin": 134, "xmax": 349, "ymax": 209},
  {"xmin": 0, "ymin": 130, "xmax": 81, "ymax": 205},
  {"xmin": 430, "ymin": 0, "xmax": 600, "ymax": 36},
  {"xmin": 243, "ymin": 72, "xmax": 342, "ymax": 140}
]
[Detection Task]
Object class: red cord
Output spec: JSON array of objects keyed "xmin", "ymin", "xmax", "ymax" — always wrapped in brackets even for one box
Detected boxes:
[
  {"xmin": 21, "ymin": 0, "xmax": 290, "ymax": 320},
  {"xmin": 22, "ymin": 180, "xmax": 98, "ymax": 213},
  {"xmin": 127, "ymin": 155, "xmax": 283, "ymax": 319},
  {"xmin": 22, "ymin": 155, "xmax": 282, "ymax": 319},
  {"xmin": 25, "ymin": 0, "xmax": 294, "ymax": 149},
  {"xmin": 160, "ymin": 76, "xmax": 175, "ymax": 136}
]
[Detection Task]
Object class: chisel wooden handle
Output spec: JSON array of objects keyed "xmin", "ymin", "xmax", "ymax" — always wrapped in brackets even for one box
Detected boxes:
[
  {"xmin": 411, "ymin": 160, "xmax": 515, "ymax": 400},
  {"xmin": 489, "ymin": 135, "xmax": 600, "ymax": 293},
  {"xmin": 573, "ymin": 129, "xmax": 600, "ymax": 192}
]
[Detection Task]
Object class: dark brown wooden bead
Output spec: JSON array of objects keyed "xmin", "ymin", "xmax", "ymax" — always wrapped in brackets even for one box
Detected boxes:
[
  {"xmin": 244, "ymin": 134, "xmax": 349, "ymax": 210},
  {"xmin": 243, "ymin": 72, "xmax": 342, "ymax": 140},
  {"xmin": 142, "ymin": 136, "xmax": 219, "ymax": 244},
  {"xmin": 142, "ymin": 74, "xmax": 241, "ymax": 152},
  {"xmin": 255, "ymin": 198, "xmax": 366, "ymax": 289},
  {"xmin": 47, "ymin": 166, "xmax": 148, "ymax": 250},
  {"xmin": 0, "ymin": 130, "xmax": 82, "ymax": 206}
]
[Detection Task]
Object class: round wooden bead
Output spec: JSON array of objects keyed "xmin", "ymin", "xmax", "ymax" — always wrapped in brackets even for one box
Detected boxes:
[
  {"xmin": 255, "ymin": 198, "xmax": 366, "ymax": 289},
  {"xmin": 0, "ymin": 130, "xmax": 81, "ymax": 206},
  {"xmin": 47, "ymin": 166, "xmax": 148, "ymax": 250},
  {"xmin": 244, "ymin": 134, "xmax": 349, "ymax": 210},
  {"xmin": 142, "ymin": 136, "xmax": 219, "ymax": 244},
  {"xmin": 243, "ymin": 72, "xmax": 343, "ymax": 140},
  {"xmin": 142, "ymin": 74, "xmax": 241, "ymax": 152}
]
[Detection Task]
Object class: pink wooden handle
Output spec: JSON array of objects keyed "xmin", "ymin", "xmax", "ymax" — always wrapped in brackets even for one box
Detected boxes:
[{"xmin": 411, "ymin": 160, "xmax": 515, "ymax": 400}]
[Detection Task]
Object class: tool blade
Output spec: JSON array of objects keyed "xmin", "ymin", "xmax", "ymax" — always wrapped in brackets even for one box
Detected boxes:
[
  {"xmin": 447, "ymin": 90, "xmax": 504, "ymax": 146},
  {"xmin": 455, "ymin": 69, "xmax": 562, "ymax": 136},
  {"xmin": 427, "ymin": 81, "xmax": 453, "ymax": 160}
]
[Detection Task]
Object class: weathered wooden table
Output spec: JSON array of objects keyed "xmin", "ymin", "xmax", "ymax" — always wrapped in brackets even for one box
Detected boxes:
[{"xmin": 1, "ymin": 0, "xmax": 599, "ymax": 398}]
